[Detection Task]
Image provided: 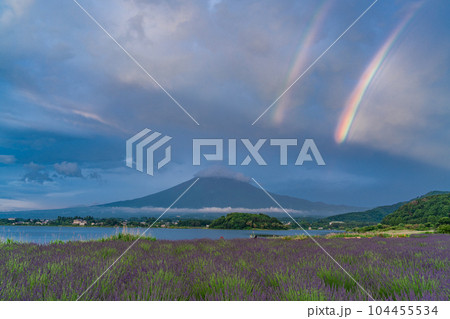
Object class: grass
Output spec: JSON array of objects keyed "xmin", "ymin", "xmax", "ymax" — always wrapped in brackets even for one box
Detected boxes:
[
  {"xmin": 0, "ymin": 228, "xmax": 156, "ymax": 245},
  {"xmin": 96, "ymin": 232, "xmax": 156, "ymax": 242}
]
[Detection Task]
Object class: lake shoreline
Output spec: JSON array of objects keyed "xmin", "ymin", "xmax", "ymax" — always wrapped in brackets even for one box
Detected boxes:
[
  {"xmin": 0, "ymin": 223, "xmax": 333, "ymax": 231},
  {"xmin": 0, "ymin": 225, "xmax": 342, "ymax": 244}
]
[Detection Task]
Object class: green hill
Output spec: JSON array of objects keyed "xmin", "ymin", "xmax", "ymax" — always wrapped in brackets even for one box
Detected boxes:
[
  {"xmin": 209, "ymin": 213, "xmax": 286, "ymax": 230},
  {"xmin": 382, "ymin": 193, "xmax": 450, "ymax": 226},
  {"xmin": 319, "ymin": 191, "xmax": 449, "ymax": 227},
  {"xmin": 319, "ymin": 202, "xmax": 405, "ymax": 226}
]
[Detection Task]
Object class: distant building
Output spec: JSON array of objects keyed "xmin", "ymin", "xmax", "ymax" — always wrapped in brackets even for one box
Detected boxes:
[
  {"xmin": 8, "ymin": 218, "xmax": 15, "ymax": 221},
  {"xmin": 73, "ymin": 219, "xmax": 87, "ymax": 226}
]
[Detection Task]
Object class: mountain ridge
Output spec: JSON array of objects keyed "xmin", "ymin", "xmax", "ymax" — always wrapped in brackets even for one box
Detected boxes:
[
  {"xmin": 320, "ymin": 190, "xmax": 450, "ymax": 225},
  {"xmin": 101, "ymin": 177, "xmax": 360, "ymax": 216}
]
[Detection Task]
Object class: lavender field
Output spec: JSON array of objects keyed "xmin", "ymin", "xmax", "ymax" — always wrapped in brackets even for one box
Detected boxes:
[{"xmin": 0, "ymin": 235, "xmax": 448, "ymax": 301}]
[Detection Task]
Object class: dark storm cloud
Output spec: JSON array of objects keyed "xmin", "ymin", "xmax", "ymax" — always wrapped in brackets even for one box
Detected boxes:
[
  {"xmin": 22, "ymin": 162, "xmax": 52, "ymax": 184},
  {"xmin": 54, "ymin": 161, "xmax": 83, "ymax": 178},
  {"xmin": 1, "ymin": 0, "xmax": 449, "ymax": 209}
]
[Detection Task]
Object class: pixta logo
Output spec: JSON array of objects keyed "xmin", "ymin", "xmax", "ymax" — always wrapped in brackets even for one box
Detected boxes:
[
  {"xmin": 192, "ymin": 139, "xmax": 325, "ymax": 166},
  {"xmin": 126, "ymin": 128, "xmax": 172, "ymax": 176},
  {"xmin": 126, "ymin": 130, "xmax": 325, "ymax": 176}
]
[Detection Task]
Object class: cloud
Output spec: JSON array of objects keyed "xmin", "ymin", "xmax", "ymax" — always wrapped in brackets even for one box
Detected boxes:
[
  {"xmin": 0, "ymin": 0, "xmax": 33, "ymax": 26},
  {"xmin": 195, "ymin": 165, "xmax": 250, "ymax": 182},
  {"xmin": 0, "ymin": 0, "xmax": 330, "ymax": 135},
  {"xmin": 22, "ymin": 162, "xmax": 52, "ymax": 184},
  {"xmin": 54, "ymin": 161, "xmax": 83, "ymax": 178},
  {"xmin": 103, "ymin": 206, "xmax": 308, "ymax": 215},
  {"xmin": 347, "ymin": 24, "xmax": 450, "ymax": 170},
  {"xmin": 0, "ymin": 155, "xmax": 16, "ymax": 164},
  {"xmin": 0, "ymin": 0, "xmax": 449, "ymax": 210},
  {"xmin": 24, "ymin": 162, "xmax": 43, "ymax": 170},
  {"xmin": 0, "ymin": 198, "xmax": 41, "ymax": 212},
  {"xmin": 87, "ymin": 171, "xmax": 102, "ymax": 180}
]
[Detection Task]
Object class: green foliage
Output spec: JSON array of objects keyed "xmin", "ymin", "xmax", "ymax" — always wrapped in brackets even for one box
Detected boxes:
[
  {"xmin": 317, "ymin": 268, "xmax": 358, "ymax": 292},
  {"xmin": 0, "ymin": 216, "xmax": 156, "ymax": 227},
  {"xmin": 3, "ymin": 238, "xmax": 17, "ymax": 244},
  {"xmin": 209, "ymin": 213, "xmax": 286, "ymax": 230},
  {"xmin": 314, "ymin": 191, "xmax": 449, "ymax": 229},
  {"xmin": 436, "ymin": 224, "xmax": 450, "ymax": 234},
  {"xmin": 354, "ymin": 224, "xmax": 433, "ymax": 233},
  {"xmin": 176, "ymin": 219, "xmax": 211, "ymax": 227},
  {"xmin": 382, "ymin": 194, "xmax": 450, "ymax": 226},
  {"xmin": 49, "ymin": 240, "xmax": 64, "ymax": 245},
  {"xmin": 437, "ymin": 217, "xmax": 450, "ymax": 226},
  {"xmin": 98, "ymin": 232, "xmax": 156, "ymax": 242},
  {"xmin": 96, "ymin": 247, "xmax": 118, "ymax": 259}
]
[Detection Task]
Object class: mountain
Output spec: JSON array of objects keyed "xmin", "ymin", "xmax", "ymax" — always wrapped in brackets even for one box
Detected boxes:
[
  {"xmin": 382, "ymin": 193, "xmax": 450, "ymax": 225},
  {"xmin": 101, "ymin": 177, "xmax": 359, "ymax": 216},
  {"xmin": 319, "ymin": 202, "xmax": 405, "ymax": 225},
  {"xmin": 320, "ymin": 190, "xmax": 450, "ymax": 225}
]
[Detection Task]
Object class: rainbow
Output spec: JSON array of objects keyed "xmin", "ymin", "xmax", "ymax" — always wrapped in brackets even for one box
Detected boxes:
[
  {"xmin": 334, "ymin": 4, "xmax": 422, "ymax": 144},
  {"xmin": 273, "ymin": 0, "xmax": 334, "ymax": 124}
]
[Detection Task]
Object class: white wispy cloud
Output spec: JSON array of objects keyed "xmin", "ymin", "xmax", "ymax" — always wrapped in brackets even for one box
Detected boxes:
[
  {"xmin": 0, "ymin": 198, "xmax": 42, "ymax": 212},
  {"xmin": 0, "ymin": 0, "xmax": 33, "ymax": 26},
  {"xmin": 103, "ymin": 206, "xmax": 308, "ymax": 215}
]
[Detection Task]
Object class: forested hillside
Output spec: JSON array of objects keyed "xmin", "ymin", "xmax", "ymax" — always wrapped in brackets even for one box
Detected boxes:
[
  {"xmin": 382, "ymin": 194, "xmax": 450, "ymax": 225},
  {"xmin": 209, "ymin": 213, "xmax": 286, "ymax": 230}
]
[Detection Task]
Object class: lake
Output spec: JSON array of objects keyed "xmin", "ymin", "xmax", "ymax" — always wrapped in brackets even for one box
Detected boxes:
[{"xmin": 0, "ymin": 226, "xmax": 341, "ymax": 243}]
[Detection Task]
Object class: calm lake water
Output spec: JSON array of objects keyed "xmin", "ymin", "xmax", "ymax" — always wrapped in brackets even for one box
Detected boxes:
[{"xmin": 0, "ymin": 226, "xmax": 341, "ymax": 243}]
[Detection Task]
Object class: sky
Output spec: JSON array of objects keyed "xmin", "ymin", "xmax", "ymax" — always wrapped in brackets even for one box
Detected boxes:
[{"xmin": 1, "ymin": 0, "xmax": 449, "ymax": 211}]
